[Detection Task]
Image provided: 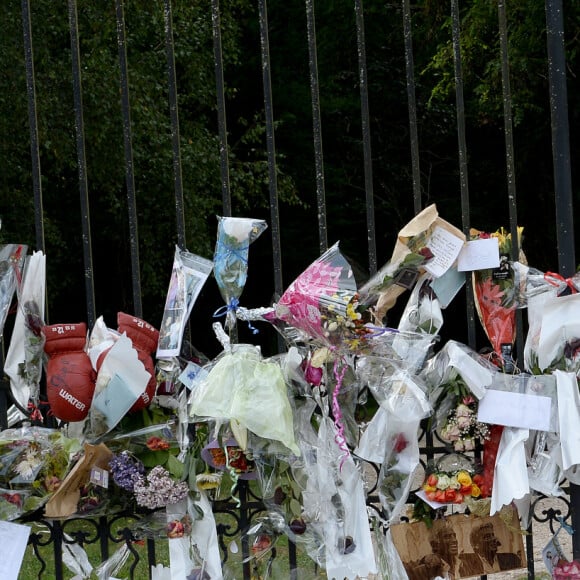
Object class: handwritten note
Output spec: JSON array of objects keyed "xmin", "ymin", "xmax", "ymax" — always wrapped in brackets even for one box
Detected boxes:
[
  {"xmin": 457, "ymin": 237, "xmax": 500, "ymax": 271},
  {"xmin": 423, "ymin": 226, "xmax": 465, "ymax": 278},
  {"xmin": 0, "ymin": 521, "xmax": 31, "ymax": 580}
]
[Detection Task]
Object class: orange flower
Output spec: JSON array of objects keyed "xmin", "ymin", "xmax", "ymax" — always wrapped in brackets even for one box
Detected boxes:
[{"xmin": 146, "ymin": 436, "xmax": 170, "ymax": 451}]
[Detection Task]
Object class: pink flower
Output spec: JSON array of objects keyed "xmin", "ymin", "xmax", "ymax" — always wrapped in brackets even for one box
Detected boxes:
[
  {"xmin": 456, "ymin": 415, "xmax": 471, "ymax": 430},
  {"xmin": 303, "ymin": 362, "xmax": 323, "ymax": 386}
]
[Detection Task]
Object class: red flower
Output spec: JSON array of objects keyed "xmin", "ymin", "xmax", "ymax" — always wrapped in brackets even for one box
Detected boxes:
[
  {"xmin": 146, "ymin": 436, "xmax": 170, "ymax": 451},
  {"xmin": 392, "ymin": 433, "xmax": 408, "ymax": 453}
]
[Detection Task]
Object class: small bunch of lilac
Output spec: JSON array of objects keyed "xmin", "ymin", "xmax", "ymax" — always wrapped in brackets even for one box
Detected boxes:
[
  {"xmin": 133, "ymin": 465, "xmax": 189, "ymax": 510},
  {"xmin": 109, "ymin": 451, "xmax": 145, "ymax": 492}
]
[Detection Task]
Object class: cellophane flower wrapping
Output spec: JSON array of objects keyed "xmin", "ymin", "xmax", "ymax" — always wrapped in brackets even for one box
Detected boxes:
[
  {"xmin": 213, "ymin": 216, "xmax": 267, "ymax": 330},
  {"xmin": 188, "ymin": 344, "xmax": 299, "ymax": 456},
  {"xmin": 157, "ymin": 246, "xmax": 213, "ymax": 359},
  {"xmin": 359, "ymin": 204, "xmax": 465, "ymax": 325},
  {"xmin": 527, "ymin": 430, "xmax": 565, "ymax": 497},
  {"xmin": 164, "ymin": 494, "xmax": 222, "ymax": 580},
  {"xmin": 0, "ymin": 426, "xmax": 80, "ymax": 517},
  {"xmin": 398, "ymin": 273, "xmax": 444, "ymax": 336},
  {"xmin": 300, "ymin": 406, "xmax": 377, "ymax": 578},
  {"xmin": 4, "ymin": 250, "xmax": 46, "ymax": 412},
  {"xmin": 377, "ymin": 417, "xmax": 420, "ymax": 525},
  {"xmin": 0, "ymin": 243, "xmax": 27, "ymax": 338},
  {"xmin": 421, "ymin": 340, "xmax": 497, "ymax": 431},
  {"xmin": 470, "ymin": 227, "xmax": 524, "ymax": 370},
  {"xmin": 274, "ymin": 242, "xmax": 371, "ymax": 352},
  {"xmin": 490, "ymin": 426, "xmax": 529, "ymax": 515},
  {"xmin": 106, "ymin": 419, "xmax": 189, "ymax": 511}
]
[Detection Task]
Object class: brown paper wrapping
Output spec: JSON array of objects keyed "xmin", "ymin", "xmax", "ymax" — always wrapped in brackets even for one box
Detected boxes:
[
  {"xmin": 44, "ymin": 442, "xmax": 112, "ymax": 518},
  {"xmin": 361, "ymin": 204, "xmax": 465, "ymax": 323}
]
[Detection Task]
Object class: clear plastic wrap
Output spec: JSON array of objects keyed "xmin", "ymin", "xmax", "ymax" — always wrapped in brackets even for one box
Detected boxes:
[
  {"xmin": 213, "ymin": 216, "xmax": 267, "ymax": 331},
  {"xmin": 157, "ymin": 246, "xmax": 213, "ymax": 359}
]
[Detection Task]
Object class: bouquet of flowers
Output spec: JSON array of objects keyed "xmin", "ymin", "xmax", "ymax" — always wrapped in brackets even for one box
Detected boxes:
[
  {"xmin": 213, "ymin": 216, "xmax": 267, "ymax": 331},
  {"xmin": 0, "ymin": 244, "xmax": 27, "ymax": 338},
  {"xmin": 106, "ymin": 422, "xmax": 189, "ymax": 511},
  {"xmin": 421, "ymin": 455, "xmax": 488, "ymax": 505},
  {"xmin": 0, "ymin": 426, "xmax": 80, "ymax": 517},
  {"xmin": 273, "ymin": 242, "xmax": 371, "ymax": 353},
  {"xmin": 440, "ymin": 395, "xmax": 490, "ymax": 453},
  {"xmin": 359, "ymin": 204, "xmax": 465, "ymax": 324},
  {"xmin": 471, "ymin": 227, "xmax": 524, "ymax": 371}
]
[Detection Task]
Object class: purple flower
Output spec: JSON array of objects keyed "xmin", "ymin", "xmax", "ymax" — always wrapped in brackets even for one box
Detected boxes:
[
  {"xmin": 133, "ymin": 465, "xmax": 189, "ymax": 510},
  {"xmin": 109, "ymin": 451, "xmax": 145, "ymax": 492}
]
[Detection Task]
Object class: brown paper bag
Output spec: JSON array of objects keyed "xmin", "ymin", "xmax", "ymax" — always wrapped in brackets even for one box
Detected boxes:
[
  {"xmin": 390, "ymin": 511, "xmax": 526, "ymax": 580},
  {"xmin": 44, "ymin": 442, "xmax": 112, "ymax": 518}
]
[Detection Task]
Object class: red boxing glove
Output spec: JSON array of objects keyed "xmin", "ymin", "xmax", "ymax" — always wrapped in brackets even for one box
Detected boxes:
[
  {"xmin": 117, "ymin": 312, "xmax": 160, "ymax": 412},
  {"xmin": 44, "ymin": 323, "xmax": 96, "ymax": 422}
]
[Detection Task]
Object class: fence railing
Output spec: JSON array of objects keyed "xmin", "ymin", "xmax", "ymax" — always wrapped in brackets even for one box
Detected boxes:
[{"xmin": 1, "ymin": 0, "xmax": 577, "ymax": 578}]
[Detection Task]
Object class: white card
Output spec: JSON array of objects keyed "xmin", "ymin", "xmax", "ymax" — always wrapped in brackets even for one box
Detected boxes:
[
  {"xmin": 477, "ymin": 390, "xmax": 552, "ymax": 431},
  {"xmin": 423, "ymin": 225, "xmax": 465, "ymax": 278},
  {"xmin": 457, "ymin": 237, "xmax": 500, "ymax": 271},
  {"xmin": 0, "ymin": 521, "xmax": 31, "ymax": 580}
]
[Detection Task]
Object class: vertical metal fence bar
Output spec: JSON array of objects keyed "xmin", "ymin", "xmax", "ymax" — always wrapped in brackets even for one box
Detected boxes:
[
  {"xmin": 115, "ymin": 0, "xmax": 142, "ymax": 319},
  {"xmin": 21, "ymin": 0, "xmax": 45, "ymax": 254},
  {"xmin": 497, "ymin": 0, "xmax": 524, "ymax": 361},
  {"xmin": 545, "ymin": 0, "xmax": 575, "ymax": 276},
  {"xmin": 163, "ymin": 0, "xmax": 186, "ymax": 249},
  {"xmin": 305, "ymin": 0, "xmax": 328, "ymax": 253},
  {"xmin": 67, "ymin": 0, "xmax": 96, "ymax": 330},
  {"xmin": 450, "ymin": 0, "xmax": 476, "ymax": 349},
  {"xmin": 401, "ymin": 0, "xmax": 422, "ymax": 215},
  {"xmin": 257, "ymin": 0, "xmax": 284, "ymax": 300},
  {"xmin": 545, "ymin": 0, "xmax": 578, "ymax": 561},
  {"xmin": 497, "ymin": 3, "xmax": 532, "ymax": 575},
  {"xmin": 211, "ymin": 0, "xmax": 232, "ymax": 217},
  {"xmin": 354, "ymin": 0, "xmax": 377, "ymax": 276}
]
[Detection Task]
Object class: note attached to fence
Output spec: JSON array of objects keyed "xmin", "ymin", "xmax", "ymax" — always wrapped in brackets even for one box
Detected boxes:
[{"xmin": 477, "ymin": 389, "xmax": 552, "ymax": 431}]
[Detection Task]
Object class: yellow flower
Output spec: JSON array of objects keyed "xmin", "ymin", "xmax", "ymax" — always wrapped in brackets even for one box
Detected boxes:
[
  {"xmin": 471, "ymin": 484, "xmax": 481, "ymax": 498},
  {"xmin": 423, "ymin": 484, "xmax": 436, "ymax": 493},
  {"xmin": 456, "ymin": 471, "xmax": 472, "ymax": 486},
  {"xmin": 196, "ymin": 471, "xmax": 222, "ymax": 491}
]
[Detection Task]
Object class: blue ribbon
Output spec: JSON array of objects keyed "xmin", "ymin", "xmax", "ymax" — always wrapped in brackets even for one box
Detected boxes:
[
  {"xmin": 213, "ymin": 298, "xmax": 259, "ymax": 335},
  {"xmin": 213, "ymin": 297, "xmax": 240, "ymax": 319}
]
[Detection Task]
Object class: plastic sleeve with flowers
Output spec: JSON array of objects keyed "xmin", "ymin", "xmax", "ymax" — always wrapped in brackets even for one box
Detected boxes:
[
  {"xmin": 4, "ymin": 250, "xmax": 46, "ymax": 413},
  {"xmin": 274, "ymin": 242, "xmax": 371, "ymax": 352},
  {"xmin": 188, "ymin": 344, "xmax": 300, "ymax": 456},
  {"xmin": 0, "ymin": 243, "xmax": 27, "ymax": 338},
  {"xmin": 359, "ymin": 204, "xmax": 465, "ymax": 324},
  {"xmin": 0, "ymin": 427, "xmax": 80, "ymax": 515},
  {"xmin": 304, "ymin": 414, "xmax": 378, "ymax": 579},
  {"xmin": 470, "ymin": 227, "xmax": 524, "ymax": 370},
  {"xmin": 213, "ymin": 216, "xmax": 267, "ymax": 331},
  {"xmin": 163, "ymin": 495, "xmax": 221, "ymax": 580},
  {"xmin": 377, "ymin": 417, "xmax": 421, "ymax": 525},
  {"xmin": 398, "ymin": 273, "xmax": 444, "ymax": 336},
  {"xmin": 490, "ymin": 427, "xmax": 530, "ymax": 516},
  {"xmin": 420, "ymin": 341, "xmax": 497, "ymax": 429}
]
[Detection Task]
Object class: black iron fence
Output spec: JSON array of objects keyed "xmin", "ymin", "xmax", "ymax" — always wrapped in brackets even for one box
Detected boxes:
[{"xmin": 1, "ymin": 0, "xmax": 578, "ymax": 578}]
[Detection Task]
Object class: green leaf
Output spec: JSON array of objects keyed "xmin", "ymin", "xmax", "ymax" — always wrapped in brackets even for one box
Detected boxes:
[
  {"xmin": 140, "ymin": 450, "xmax": 169, "ymax": 467},
  {"xmin": 289, "ymin": 498, "xmax": 302, "ymax": 517},
  {"xmin": 167, "ymin": 454, "xmax": 185, "ymax": 479}
]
